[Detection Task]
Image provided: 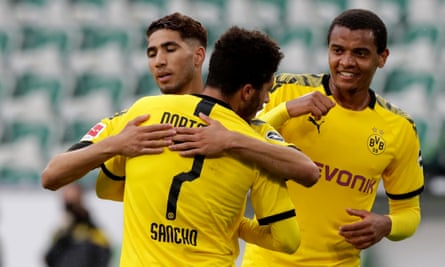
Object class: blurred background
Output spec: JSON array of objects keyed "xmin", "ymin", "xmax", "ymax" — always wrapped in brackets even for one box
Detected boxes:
[{"xmin": 0, "ymin": 0, "xmax": 443, "ymax": 266}]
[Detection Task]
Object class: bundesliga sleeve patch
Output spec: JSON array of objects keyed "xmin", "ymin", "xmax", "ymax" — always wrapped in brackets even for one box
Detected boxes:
[
  {"xmin": 266, "ymin": 130, "xmax": 284, "ymax": 142},
  {"xmin": 81, "ymin": 122, "xmax": 106, "ymax": 141}
]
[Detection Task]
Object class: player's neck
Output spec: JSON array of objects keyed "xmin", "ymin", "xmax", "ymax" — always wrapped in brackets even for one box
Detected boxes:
[
  {"xmin": 329, "ymin": 81, "xmax": 370, "ymax": 110},
  {"xmin": 183, "ymin": 77, "xmax": 204, "ymax": 94}
]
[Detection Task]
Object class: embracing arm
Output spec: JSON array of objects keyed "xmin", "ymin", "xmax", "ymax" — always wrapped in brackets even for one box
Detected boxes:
[
  {"xmin": 218, "ymin": 130, "xmax": 319, "ymax": 187},
  {"xmin": 41, "ymin": 115, "xmax": 175, "ymax": 190},
  {"xmin": 239, "ymin": 216, "xmax": 300, "ymax": 254},
  {"xmin": 41, "ymin": 138, "xmax": 122, "ymax": 191},
  {"xmin": 170, "ymin": 113, "xmax": 320, "ymax": 187}
]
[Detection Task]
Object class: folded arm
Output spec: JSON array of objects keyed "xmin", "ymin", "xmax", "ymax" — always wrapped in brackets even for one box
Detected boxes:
[{"xmin": 239, "ymin": 216, "xmax": 300, "ymax": 254}]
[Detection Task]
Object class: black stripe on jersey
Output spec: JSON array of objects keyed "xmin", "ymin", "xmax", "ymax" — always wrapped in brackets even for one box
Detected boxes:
[
  {"xmin": 257, "ymin": 209, "xmax": 296, "ymax": 226},
  {"xmin": 386, "ymin": 185, "xmax": 424, "ymax": 200},
  {"xmin": 166, "ymin": 99, "xmax": 216, "ymax": 220},
  {"xmin": 67, "ymin": 141, "xmax": 92, "ymax": 151},
  {"xmin": 194, "ymin": 98, "xmax": 217, "ymax": 116},
  {"xmin": 100, "ymin": 163, "xmax": 125, "ymax": 181},
  {"xmin": 166, "ymin": 155, "xmax": 204, "ymax": 220}
]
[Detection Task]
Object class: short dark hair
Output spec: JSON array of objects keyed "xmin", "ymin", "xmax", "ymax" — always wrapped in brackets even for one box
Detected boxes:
[
  {"xmin": 327, "ymin": 9, "xmax": 387, "ymax": 54},
  {"xmin": 146, "ymin": 12, "xmax": 208, "ymax": 48},
  {"xmin": 206, "ymin": 26, "xmax": 283, "ymax": 96}
]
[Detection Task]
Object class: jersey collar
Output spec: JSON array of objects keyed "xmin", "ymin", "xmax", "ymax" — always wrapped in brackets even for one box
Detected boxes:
[
  {"xmin": 193, "ymin": 94, "xmax": 233, "ymax": 110},
  {"xmin": 322, "ymin": 74, "xmax": 377, "ymax": 109}
]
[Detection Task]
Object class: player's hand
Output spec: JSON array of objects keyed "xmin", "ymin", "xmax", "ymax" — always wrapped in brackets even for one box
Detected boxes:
[
  {"xmin": 114, "ymin": 114, "xmax": 176, "ymax": 157},
  {"xmin": 339, "ymin": 208, "xmax": 392, "ymax": 249},
  {"xmin": 286, "ymin": 91, "xmax": 335, "ymax": 120},
  {"xmin": 169, "ymin": 113, "xmax": 231, "ymax": 157}
]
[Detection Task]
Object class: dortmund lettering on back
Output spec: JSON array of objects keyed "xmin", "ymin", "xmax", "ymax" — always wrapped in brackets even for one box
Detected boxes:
[{"xmin": 160, "ymin": 112, "xmax": 206, "ymax": 128}]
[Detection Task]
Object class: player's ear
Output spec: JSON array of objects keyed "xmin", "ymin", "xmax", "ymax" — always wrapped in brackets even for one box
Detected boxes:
[
  {"xmin": 194, "ymin": 46, "xmax": 206, "ymax": 67},
  {"xmin": 378, "ymin": 48, "xmax": 389, "ymax": 68},
  {"xmin": 240, "ymin": 84, "xmax": 255, "ymax": 102}
]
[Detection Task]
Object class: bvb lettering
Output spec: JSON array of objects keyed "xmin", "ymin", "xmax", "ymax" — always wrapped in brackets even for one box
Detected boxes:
[
  {"xmin": 150, "ymin": 222, "xmax": 198, "ymax": 246},
  {"xmin": 368, "ymin": 134, "xmax": 385, "ymax": 155}
]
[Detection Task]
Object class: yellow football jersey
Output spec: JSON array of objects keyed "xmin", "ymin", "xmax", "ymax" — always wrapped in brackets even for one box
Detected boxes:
[
  {"xmin": 89, "ymin": 94, "xmax": 296, "ymax": 266},
  {"xmin": 242, "ymin": 73, "xmax": 425, "ymax": 267}
]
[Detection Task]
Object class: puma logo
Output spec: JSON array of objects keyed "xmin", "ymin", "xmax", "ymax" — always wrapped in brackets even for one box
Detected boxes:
[{"xmin": 308, "ymin": 117, "xmax": 324, "ymax": 134}]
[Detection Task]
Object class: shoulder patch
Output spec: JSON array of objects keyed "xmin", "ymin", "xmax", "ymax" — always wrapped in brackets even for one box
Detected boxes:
[
  {"xmin": 272, "ymin": 73, "xmax": 325, "ymax": 92},
  {"xmin": 81, "ymin": 122, "xmax": 106, "ymax": 141},
  {"xmin": 266, "ymin": 130, "xmax": 284, "ymax": 142},
  {"xmin": 251, "ymin": 118, "xmax": 266, "ymax": 126}
]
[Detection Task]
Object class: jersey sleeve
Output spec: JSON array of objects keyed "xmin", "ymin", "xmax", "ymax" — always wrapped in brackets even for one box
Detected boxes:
[
  {"xmin": 250, "ymin": 119, "xmax": 295, "ymax": 148},
  {"xmin": 250, "ymin": 173, "xmax": 296, "ymax": 224},
  {"xmin": 243, "ymin": 173, "xmax": 299, "ymax": 253},
  {"xmin": 80, "ymin": 110, "xmax": 127, "ymax": 144},
  {"xmin": 81, "ymin": 112, "xmax": 129, "ymax": 201},
  {"xmin": 258, "ymin": 102, "xmax": 290, "ymax": 130},
  {"xmin": 96, "ymin": 156, "xmax": 126, "ymax": 201},
  {"xmin": 382, "ymin": 121, "xmax": 424, "ymax": 198}
]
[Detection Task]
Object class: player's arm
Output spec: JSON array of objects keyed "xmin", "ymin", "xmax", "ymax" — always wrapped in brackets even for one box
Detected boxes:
[
  {"xmin": 386, "ymin": 196, "xmax": 421, "ymax": 241},
  {"xmin": 41, "ymin": 115, "xmax": 175, "ymax": 190},
  {"xmin": 240, "ymin": 173, "xmax": 301, "ymax": 253},
  {"xmin": 95, "ymin": 157, "xmax": 126, "ymax": 202},
  {"xmin": 338, "ymin": 196, "xmax": 421, "ymax": 249},
  {"xmin": 259, "ymin": 91, "xmax": 335, "ymax": 130},
  {"xmin": 239, "ymin": 216, "xmax": 300, "ymax": 254},
  {"xmin": 169, "ymin": 113, "xmax": 320, "ymax": 187}
]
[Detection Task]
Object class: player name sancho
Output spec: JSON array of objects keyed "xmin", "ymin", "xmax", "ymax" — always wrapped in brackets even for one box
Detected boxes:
[{"xmin": 150, "ymin": 222, "xmax": 198, "ymax": 246}]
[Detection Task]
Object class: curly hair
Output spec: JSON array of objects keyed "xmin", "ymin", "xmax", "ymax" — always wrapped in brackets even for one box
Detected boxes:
[{"xmin": 206, "ymin": 26, "xmax": 283, "ymax": 96}]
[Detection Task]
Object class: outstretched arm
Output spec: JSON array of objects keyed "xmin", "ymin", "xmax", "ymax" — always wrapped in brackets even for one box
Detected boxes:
[
  {"xmin": 169, "ymin": 113, "xmax": 320, "ymax": 187},
  {"xmin": 41, "ymin": 115, "xmax": 175, "ymax": 190}
]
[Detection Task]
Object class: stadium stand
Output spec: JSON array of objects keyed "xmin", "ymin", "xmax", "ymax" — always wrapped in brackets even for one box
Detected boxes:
[{"xmin": 0, "ymin": 0, "xmax": 444, "ymax": 196}]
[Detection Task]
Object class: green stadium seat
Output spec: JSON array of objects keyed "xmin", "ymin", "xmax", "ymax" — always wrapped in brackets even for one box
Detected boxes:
[
  {"xmin": 13, "ymin": 71, "xmax": 64, "ymax": 114},
  {"xmin": 79, "ymin": 25, "xmax": 130, "ymax": 52},
  {"xmin": 1, "ymin": 87, "xmax": 59, "ymax": 157},
  {"xmin": 0, "ymin": 136, "xmax": 46, "ymax": 185},
  {"xmin": 278, "ymin": 26, "xmax": 323, "ymax": 73},
  {"xmin": 72, "ymin": 72, "xmax": 124, "ymax": 111},
  {"xmin": 378, "ymin": 0, "xmax": 409, "ymax": 26},
  {"xmin": 69, "ymin": 0, "xmax": 106, "ymax": 6},
  {"xmin": 129, "ymin": 0, "xmax": 166, "ymax": 33},
  {"xmin": 314, "ymin": 0, "xmax": 348, "ymax": 27},
  {"xmin": 60, "ymin": 119, "xmax": 96, "ymax": 144},
  {"xmin": 251, "ymin": 0, "xmax": 287, "ymax": 35},
  {"xmin": 20, "ymin": 25, "xmax": 71, "ymax": 53},
  {"xmin": 383, "ymin": 69, "xmax": 436, "ymax": 96},
  {"xmin": 2, "ymin": 121, "xmax": 54, "ymax": 157},
  {"xmin": 403, "ymin": 24, "xmax": 441, "ymax": 45}
]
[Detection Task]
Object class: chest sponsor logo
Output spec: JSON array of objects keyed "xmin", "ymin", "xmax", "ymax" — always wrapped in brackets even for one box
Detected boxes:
[{"xmin": 316, "ymin": 162, "xmax": 377, "ymax": 194}]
